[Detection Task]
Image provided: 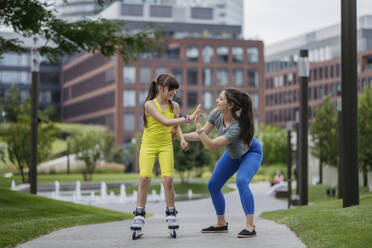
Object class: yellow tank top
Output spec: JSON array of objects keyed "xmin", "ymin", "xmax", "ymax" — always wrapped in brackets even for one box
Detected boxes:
[{"xmin": 142, "ymin": 98, "xmax": 174, "ymax": 146}]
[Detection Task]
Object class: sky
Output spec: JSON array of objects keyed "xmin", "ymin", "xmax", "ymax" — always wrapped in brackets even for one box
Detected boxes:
[{"xmin": 243, "ymin": 0, "xmax": 372, "ymax": 45}]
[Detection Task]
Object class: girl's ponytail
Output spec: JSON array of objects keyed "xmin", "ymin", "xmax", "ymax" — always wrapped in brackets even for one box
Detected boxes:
[{"xmin": 143, "ymin": 80, "xmax": 158, "ymax": 127}]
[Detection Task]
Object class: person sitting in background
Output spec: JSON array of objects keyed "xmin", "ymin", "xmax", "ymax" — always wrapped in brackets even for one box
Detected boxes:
[{"xmin": 271, "ymin": 170, "xmax": 284, "ymax": 186}]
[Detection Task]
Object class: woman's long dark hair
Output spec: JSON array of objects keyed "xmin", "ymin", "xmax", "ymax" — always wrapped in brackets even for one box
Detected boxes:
[
  {"xmin": 224, "ymin": 88, "xmax": 254, "ymax": 147},
  {"xmin": 143, "ymin": 73, "xmax": 179, "ymax": 127}
]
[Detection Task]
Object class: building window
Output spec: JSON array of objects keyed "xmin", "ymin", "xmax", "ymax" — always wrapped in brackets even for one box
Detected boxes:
[
  {"xmin": 248, "ymin": 70, "xmax": 259, "ymax": 87},
  {"xmin": 191, "ymin": 7, "xmax": 213, "ymax": 19},
  {"xmin": 121, "ymin": 4, "xmax": 143, "ymax": 16},
  {"xmin": 203, "ymin": 68, "xmax": 213, "ymax": 86},
  {"xmin": 123, "ymin": 113, "xmax": 136, "ymax": 131},
  {"xmin": 330, "ymin": 65, "xmax": 334, "ymax": 78},
  {"xmin": 165, "ymin": 42, "xmax": 180, "ymax": 60},
  {"xmin": 0, "ymin": 53, "xmax": 29, "ymax": 66},
  {"xmin": 325, "ymin": 66, "xmax": 328, "ymax": 79},
  {"xmin": 203, "ymin": 91, "xmax": 213, "ymax": 109},
  {"xmin": 187, "ymin": 68, "xmax": 198, "ymax": 85},
  {"xmin": 187, "ymin": 91, "xmax": 198, "ymax": 108},
  {"xmin": 313, "ymin": 68, "xmax": 318, "ymax": 81},
  {"xmin": 123, "ymin": 66, "xmax": 136, "ymax": 84},
  {"xmin": 217, "ymin": 69, "xmax": 228, "ymax": 86},
  {"xmin": 202, "ymin": 45, "xmax": 214, "ymax": 63},
  {"xmin": 186, "ymin": 45, "xmax": 199, "ymax": 62},
  {"xmin": 313, "ymin": 86, "xmax": 318, "ymax": 100},
  {"xmin": 123, "ymin": 90, "xmax": 136, "ymax": 107},
  {"xmin": 174, "ymin": 89, "xmax": 183, "ymax": 108},
  {"xmin": 233, "ymin": 69, "xmax": 244, "ymax": 87},
  {"xmin": 336, "ymin": 63, "xmax": 340, "ymax": 76},
  {"xmin": 139, "ymin": 89, "xmax": 147, "ymax": 107},
  {"xmin": 150, "ymin": 5, "xmax": 172, "ymax": 17},
  {"xmin": 172, "ymin": 67, "xmax": 183, "ymax": 84},
  {"xmin": 249, "ymin": 92, "xmax": 259, "ymax": 109},
  {"xmin": 247, "ymin": 47, "xmax": 259, "ymax": 64},
  {"xmin": 155, "ymin": 66, "xmax": 167, "ymax": 78},
  {"xmin": 39, "ymin": 91, "xmax": 52, "ymax": 103},
  {"xmin": 319, "ymin": 67, "xmax": 323, "ymax": 80},
  {"xmin": 140, "ymin": 66, "xmax": 151, "ymax": 84},
  {"xmin": 232, "ymin": 47, "xmax": 243, "ymax": 63},
  {"xmin": 0, "ymin": 71, "xmax": 30, "ymax": 84},
  {"xmin": 217, "ymin": 46, "xmax": 229, "ymax": 63},
  {"xmin": 319, "ymin": 85, "xmax": 323, "ymax": 99}
]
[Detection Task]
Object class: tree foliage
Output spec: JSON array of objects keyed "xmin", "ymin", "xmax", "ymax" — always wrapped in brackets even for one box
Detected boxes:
[
  {"xmin": 256, "ymin": 124, "xmax": 287, "ymax": 165},
  {"xmin": 310, "ymin": 97, "xmax": 338, "ymax": 167},
  {"xmin": 4, "ymin": 101, "xmax": 60, "ymax": 183},
  {"xmin": 70, "ymin": 131, "xmax": 103, "ymax": 181},
  {"xmin": 0, "ymin": 0, "xmax": 163, "ymax": 62},
  {"xmin": 172, "ymin": 123, "xmax": 210, "ymax": 181},
  {"xmin": 2, "ymin": 85, "xmax": 22, "ymax": 123},
  {"xmin": 358, "ymin": 88, "xmax": 372, "ymax": 186}
]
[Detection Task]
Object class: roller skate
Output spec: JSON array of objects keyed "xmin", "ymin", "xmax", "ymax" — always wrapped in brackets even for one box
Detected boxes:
[
  {"xmin": 165, "ymin": 207, "xmax": 179, "ymax": 238},
  {"xmin": 130, "ymin": 207, "xmax": 145, "ymax": 240}
]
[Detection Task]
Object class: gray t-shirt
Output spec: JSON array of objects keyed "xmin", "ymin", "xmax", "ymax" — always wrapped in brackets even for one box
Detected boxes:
[{"xmin": 208, "ymin": 108, "xmax": 249, "ymax": 159}]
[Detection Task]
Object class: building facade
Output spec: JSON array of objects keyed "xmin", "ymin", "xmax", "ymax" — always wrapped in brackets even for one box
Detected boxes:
[
  {"xmin": 265, "ymin": 49, "xmax": 372, "ymax": 127},
  {"xmin": 61, "ymin": 38, "xmax": 264, "ymax": 145},
  {"xmin": 0, "ymin": 32, "xmax": 61, "ymax": 119}
]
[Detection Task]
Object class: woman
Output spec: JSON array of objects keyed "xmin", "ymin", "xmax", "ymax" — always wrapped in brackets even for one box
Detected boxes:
[{"xmin": 183, "ymin": 88, "xmax": 263, "ymax": 238}]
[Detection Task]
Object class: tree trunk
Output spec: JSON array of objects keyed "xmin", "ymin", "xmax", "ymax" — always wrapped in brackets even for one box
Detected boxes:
[
  {"xmin": 20, "ymin": 166, "xmax": 26, "ymax": 183},
  {"xmin": 363, "ymin": 166, "xmax": 368, "ymax": 187},
  {"xmin": 319, "ymin": 160, "xmax": 323, "ymax": 184}
]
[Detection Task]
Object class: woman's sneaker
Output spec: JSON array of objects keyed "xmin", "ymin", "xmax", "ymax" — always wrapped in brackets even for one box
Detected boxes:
[
  {"xmin": 201, "ymin": 223, "xmax": 228, "ymax": 233},
  {"xmin": 237, "ymin": 228, "xmax": 256, "ymax": 238}
]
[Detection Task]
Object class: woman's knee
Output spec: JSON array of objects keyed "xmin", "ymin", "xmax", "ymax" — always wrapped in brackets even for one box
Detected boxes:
[
  {"xmin": 235, "ymin": 176, "xmax": 248, "ymax": 191},
  {"xmin": 208, "ymin": 179, "xmax": 221, "ymax": 193}
]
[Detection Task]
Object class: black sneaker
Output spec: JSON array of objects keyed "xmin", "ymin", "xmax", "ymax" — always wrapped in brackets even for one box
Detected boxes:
[
  {"xmin": 237, "ymin": 228, "xmax": 256, "ymax": 238},
  {"xmin": 201, "ymin": 223, "xmax": 228, "ymax": 233}
]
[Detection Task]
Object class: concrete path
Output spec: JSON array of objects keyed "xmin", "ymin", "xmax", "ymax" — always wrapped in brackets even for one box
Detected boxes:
[{"xmin": 17, "ymin": 182, "xmax": 305, "ymax": 248}]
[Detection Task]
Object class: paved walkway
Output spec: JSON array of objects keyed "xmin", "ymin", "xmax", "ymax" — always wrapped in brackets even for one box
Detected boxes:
[{"xmin": 17, "ymin": 182, "xmax": 305, "ymax": 248}]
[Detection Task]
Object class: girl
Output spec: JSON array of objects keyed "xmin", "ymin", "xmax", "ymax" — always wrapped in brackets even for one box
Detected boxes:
[
  {"xmin": 183, "ymin": 88, "xmax": 263, "ymax": 238},
  {"xmin": 130, "ymin": 73, "xmax": 200, "ymax": 239}
]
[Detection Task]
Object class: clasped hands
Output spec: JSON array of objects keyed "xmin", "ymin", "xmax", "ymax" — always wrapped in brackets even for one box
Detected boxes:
[{"xmin": 180, "ymin": 104, "xmax": 202, "ymax": 151}]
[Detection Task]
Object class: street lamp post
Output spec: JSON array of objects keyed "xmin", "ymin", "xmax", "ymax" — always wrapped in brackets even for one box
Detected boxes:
[
  {"xmin": 298, "ymin": 49, "xmax": 309, "ymax": 206},
  {"xmin": 341, "ymin": 0, "xmax": 359, "ymax": 207},
  {"xmin": 295, "ymin": 108, "xmax": 299, "ymax": 195},
  {"xmin": 337, "ymin": 89, "xmax": 343, "ymax": 199},
  {"xmin": 30, "ymin": 37, "xmax": 39, "ymax": 194},
  {"xmin": 286, "ymin": 121, "xmax": 292, "ymax": 209},
  {"xmin": 67, "ymin": 135, "xmax": 70, "ymax": 174}
]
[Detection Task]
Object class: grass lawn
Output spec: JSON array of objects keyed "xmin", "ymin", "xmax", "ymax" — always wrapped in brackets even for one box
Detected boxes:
[
  {"xmin": 0, "ymin": 188, "xmax": 132, "ymax": 248},
  {"xmin": 261, "ymin": 185, "xmax": 372, "ymax": 248}
]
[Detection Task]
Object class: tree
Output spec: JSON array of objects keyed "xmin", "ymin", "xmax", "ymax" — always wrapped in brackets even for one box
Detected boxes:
[
  {"xmin": 4, "ymin": 102, "xmax": 59, "ymax": 182},
  {"xmin": 102, "ymin": 131, "xmax": 128, "ymax": 170},
  {"xmin": 358, "ymin": 88, "xmax": 372, "ymax": 187},
  {"xmin": 310, "ymin": 96, "xmax": 338, "ymax": 184},
  {"xmin": 3, "ymin": 85, "xmax": 22, "ymax": 123},
  {"xmin": 71, "ymin": 131, "xmax": 103, "ymax": 181},
  {"xmin": 256, "ymin": 124, "xmax": 287, "ymax": 165},
  {"xmin": 0, "ymin": 1, "xmax": 162, "ymax": 62}
]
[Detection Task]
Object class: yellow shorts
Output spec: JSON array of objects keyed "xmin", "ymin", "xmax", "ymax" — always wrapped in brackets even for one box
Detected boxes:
[{"xmin": 139, "ymin": 143, "xmax": 174, "ymax": 178}]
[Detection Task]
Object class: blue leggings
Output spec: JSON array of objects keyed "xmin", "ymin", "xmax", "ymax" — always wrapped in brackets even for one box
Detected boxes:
[{"xmin": 208, "ymin": 137, "xmax": 263, "ymax": 215}]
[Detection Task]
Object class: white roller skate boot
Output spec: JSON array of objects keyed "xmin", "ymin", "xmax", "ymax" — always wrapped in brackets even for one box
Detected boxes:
[
  {"xmin": 130, "ymin": 207, "xmax": 145, "ymax": 240},
  {"xmin": 165, "ymin": 207, "xmax": 179, "ymax": 238}
]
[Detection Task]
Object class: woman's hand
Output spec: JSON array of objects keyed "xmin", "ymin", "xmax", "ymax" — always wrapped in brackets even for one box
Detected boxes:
[
  {"xmin": 194, "ymin": 112, "xmax": 202, "ymax": 129},
  {"xmin": 190, "ymin": 104, "xmax": 201, "ymax": 121},
  {"xmin": 181, "ymin": 140, "xmax": 190, "ymax": 151}
]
